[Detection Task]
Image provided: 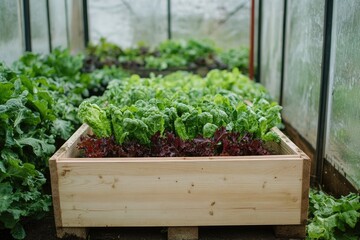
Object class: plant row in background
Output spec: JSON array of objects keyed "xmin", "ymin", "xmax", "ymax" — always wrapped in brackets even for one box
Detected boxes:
[
  {"xmin": 0, "ymin": 49, "xmax": 127, "ymax": 239},
  {"xmin": 82, "ymin": 38, "xmax": 249, "ymax": 73},
  {"xmin": 78, "ymin": 69, "xmax": 281, "ymax": 158}
]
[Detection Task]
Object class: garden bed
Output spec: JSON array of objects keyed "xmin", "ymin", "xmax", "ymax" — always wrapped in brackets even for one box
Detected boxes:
[
  {"xmin": 123, "ymin": 66, "xmax": 227, "ymax": 78},
  {"xmin": 49, "ymin": 124, "xmax": 310, "ymax": 239}
]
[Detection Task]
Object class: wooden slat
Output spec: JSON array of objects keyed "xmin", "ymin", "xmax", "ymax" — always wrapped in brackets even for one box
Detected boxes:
[
  {"xmin": 56, "ymin": 159, "xmax": 303, "ymax": 227},
  {"xmin": 53, "ymin": 124, "xmax": 90, "ymax": 159},
  {"xmin": 271, "ymin": 127, "xmax": 309, "ymax": 158},
  {"xmin": 49, "ymin": 156, "xmax": 62, "ymax": 229},
  {"xmin": 301, "ymin": 156, "xmax": 311, "ymax": 224},
  {"xmin": 59, "ymin": 156, "xmax": 300, "ymax": 163}
]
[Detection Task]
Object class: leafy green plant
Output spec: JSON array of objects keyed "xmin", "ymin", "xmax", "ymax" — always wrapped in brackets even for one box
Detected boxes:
[
  {"xmin": 0, "ymin": 64, "xmax": 55, "ymax": 239},
  {"xmin": 219, "ymin": 47, "xmax": 249, "ymax": 72},
  {"xmin": 79, "ymin": 69, "xmax": 281, "ymax": 146},
  {"xmin": 0, "ymin": 151, "xmax": 51, "ymax": 240},
  {"xmin": 83, "ymin": 38, "xmax": 248, "ymax": 72},
  {"xmin": 307, "ymin": 189, "xmax": 360, "ymax": 239},
  {"xmin": 0, "ymin": 49, "xmax": 128, "ymax": 239}
]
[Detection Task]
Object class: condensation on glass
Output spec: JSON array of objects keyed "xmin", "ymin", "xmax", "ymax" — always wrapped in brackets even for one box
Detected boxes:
[
  {"xmin": 48, "ymin": 0, "xmax": 68, "ymax": 49},
  {"xmin": 0, "ymin": 0, "xmax": 24, "ymax": 65},
  {"xmin": 260, "ymin": 0, "xmax": 284, "ymax": 102},
  {"xmin": 282, "ymin": 0, "xmax": 325, "ymax": 147},
  {"xmin": 325, "ymin": 0, "xmax": 360, "ymax": 189},
  {"xmin": 30, "ymin": 0, "xmax": 50, "ymax": 54},
  {"xmin": 66, "ymin": 0, "xmax": 85, "ymax": 52},
  {"xmin": 88, "ymin": 0, "xmax": 167, "ymax": 48},
  {"xmin": 171, "ymin": 0, "xmax": 250, "ymax": 49}
]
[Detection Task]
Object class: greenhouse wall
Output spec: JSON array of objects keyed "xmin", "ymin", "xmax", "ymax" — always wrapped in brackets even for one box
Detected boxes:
[
  {"xmin": 171, "ymin": 0, "xmax": 249, "ymax": 49},
  {"xmin": 66, "ymin": 0, "xmax": 86, "ymax": 52},
  {"xmin": 30, "ymin": 0, "xmax": 50, "ymax": 54},
  {"xmin": 88, "ymin": 0, "xmax": 250, "ymax": 49},
  {"xmin": 325, "ymin": 0, "xmax": 360, "ymax": 189},
  {"xmin": 88, "ymin": 0, "xmax": 167, "ymax": 48},
  {"xmin": 259, "ymin": 0, "xmax": 359, "ymax": 191},
  {"xmin": 0, "ymin": 0, "xmax": 24, "ymax": 65},
  {"xmin": 0, "ymin": 0, "xmax": 85, "ymax": 65},
  {"xmin": 259, "ymin": 0, "xmax": 283, "ymax": 102},
  {"xmin": 282, "ymin": 0, "xmax": 324, "ymax": 148},
  {"xmin": 48, "ymin": 0, "xmax": 68, "ymax": 49}
]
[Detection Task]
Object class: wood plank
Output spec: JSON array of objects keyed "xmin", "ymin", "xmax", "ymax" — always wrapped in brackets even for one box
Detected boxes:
[
  {"xmin": 49, "ymin": 156, "xmax": 62, "ymax": 229},
  {"xmin": 271, "ymin": 127, "xmax": 309, "ymax": 157},
  {"xmin": 59, "ymin": 156, "xmax": 300, "ymax": 163},
  {"xmin": 168, "ymin": 227, "xmax": 198, "ymax": 240},
  {"xmin": 56, "ymin": 159, "xmax": 303, "ymax": 227},
  {"xmin": 301, "ymin": 156, "xmax": 311, "ymax": 224}
]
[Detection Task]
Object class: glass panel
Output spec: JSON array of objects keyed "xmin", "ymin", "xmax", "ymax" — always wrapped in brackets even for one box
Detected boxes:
[
  {"xmin": 0, "ymin": 0, "xmax": 24, "ymax": 65},
  {"xmin": 171, "ymin": 0, "xmax": 250, "ymax": 49},
  {"xmin": 30, "ymin": 0, "xmax": 50, "ymax": 54},
  {"xmin": 48, "ymin": 0, "xmax": 68, "ymax": 49},
  {"xmin": 67, "ymin": 0, "xmax": 85, "ymax": 52},
  {"xmin": 325, "ymin": 0, "xmax": 360, "ymax": 189},
  {"xmin": 260, "ymin": 0, "xmax": 284, "ymax": 102},
  {"xmin": 282, "ymin": 0, "xmax": 324, "ymax": 147},
  {"xmin": 254, "ymin": 0, "xmax": 259, "ymax": 76},
  {"xmin": 88, "ymin": 0, "xmax": 167, "ymax": 48}
]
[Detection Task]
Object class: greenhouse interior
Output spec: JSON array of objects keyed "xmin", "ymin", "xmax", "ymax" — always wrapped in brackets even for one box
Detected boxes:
[{"xmin": 0, "ymin": 0, "xmax": 359, "ymax": 239}]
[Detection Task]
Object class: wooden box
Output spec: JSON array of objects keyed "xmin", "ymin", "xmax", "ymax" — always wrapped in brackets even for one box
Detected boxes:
[{"xmin": 50, "ymin": 124, "xmax": 310, "ymax": 239}]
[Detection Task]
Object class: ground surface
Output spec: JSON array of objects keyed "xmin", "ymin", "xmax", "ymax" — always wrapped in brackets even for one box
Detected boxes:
[{"xmin": 1, "ymin": 212, "xmax": 301, "ymax": 240}]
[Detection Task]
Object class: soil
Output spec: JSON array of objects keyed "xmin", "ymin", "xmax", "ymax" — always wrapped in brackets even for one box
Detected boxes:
[{"xmin": 0, "ymin": 211, "xmax": 299, "ymax": 240}]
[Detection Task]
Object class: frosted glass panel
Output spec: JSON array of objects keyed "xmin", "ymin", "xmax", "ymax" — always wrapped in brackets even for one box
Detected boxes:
[
  {"xmin": 253, "ymin": 0, "xmax": 259, "ymax": 75},
  {"xmin": 0, "ymin": 0, "xmax": 24, "ymax": 64},
  {"xmin": 89, "ymin": 0, "xmax": 167, "ymax": 48},
  {"xmin": 67, "ymin": 0, "xmax": 85, "ymax": 52},
  {"xmin": 172, "ymin": 0, "xmax": 250, "ymax": 49},
  {"xmin": 260, "ymin": 0, "xmax": 283, "ymax": 102},
  {"xmin": 325, "ymin": 0, "xmax": 360, "ymax": 189},
  {"xmin": 49, "ymin": 0, "xmax": 68, "ymax": 49},
  {"xmin": 282, "ymin": 0, "xmax": 324, "ymax": 147},
  {"xmin": 30, "ymin": 0, "xmax": 50, "ymax": 53}
]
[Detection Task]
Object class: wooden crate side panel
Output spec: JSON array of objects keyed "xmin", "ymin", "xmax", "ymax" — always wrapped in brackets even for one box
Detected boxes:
[
  {"xmin": 57, "ymin": 159, "xmax": 303, "ymax": 227},
  {"xmin": 49, "ymin": 157, "xmax": 62, "ymax": 228},
  {"xmin": 271, "ymin": 127, "xmax": 309, "ymax": 158},
  {"xmin": 301, "ymin": 157, "xmax": 311, "ymax": 224},
  {"xmin": 52, "ymin": 124, "xmax": 90, "ymax": 160}
]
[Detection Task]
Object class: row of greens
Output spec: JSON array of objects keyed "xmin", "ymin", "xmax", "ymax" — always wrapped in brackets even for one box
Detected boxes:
[
  {"xmin": 83, "ymin": 38, "xmax": 249, "ymax": 73},
  {"xmin": 78, "ymin": 69, "xmax": 282, "ymax": 152},
  {"xmin": 0, "ymin": 49, "xmax": 127, "ymax": 239}
]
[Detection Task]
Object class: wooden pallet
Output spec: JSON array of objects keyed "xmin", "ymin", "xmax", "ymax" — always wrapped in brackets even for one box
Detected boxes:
[{"xmin": 49, "ymin": 124, "xmax": 310, "ymax": 239}]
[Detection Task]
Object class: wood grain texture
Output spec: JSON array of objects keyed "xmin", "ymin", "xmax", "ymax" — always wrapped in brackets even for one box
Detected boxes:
[
  {"xmin": 57, "ymin": 159, "xmax": 303, "ymax": 227},
  {"xmin": 49, "ymin": 124, "xmax": 311, "ymax": 231},
  {"xmin": 49, "ymin": 156, "xmax": 62, "ymax": 229},
  {"xmin": 301, "ymin": 156, "xmax": 311, "ymax": 224}
]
